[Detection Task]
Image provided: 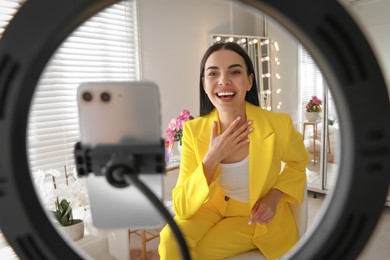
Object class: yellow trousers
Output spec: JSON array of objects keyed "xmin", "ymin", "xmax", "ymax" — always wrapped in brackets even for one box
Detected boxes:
[{"xmin": 158, "ymin": 190, "xmax": 258, "ymax": 260}]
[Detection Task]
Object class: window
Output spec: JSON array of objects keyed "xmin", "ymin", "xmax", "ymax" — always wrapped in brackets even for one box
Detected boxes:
[
  {"xmin": 298, "ymin": 45, "xmax": 337, "ymax": 126},
  {"xmin": 298, "ymin": 45, "xmax": 325, "ymax": 124},
  {"xmin": 0, "ymin": 0, "xmax": 141, "ymax": 173}
]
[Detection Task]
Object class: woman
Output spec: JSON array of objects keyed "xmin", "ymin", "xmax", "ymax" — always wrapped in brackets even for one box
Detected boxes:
[{"xmin": 159, "ymin": 42, "xmax": 309, "ymax": 260}]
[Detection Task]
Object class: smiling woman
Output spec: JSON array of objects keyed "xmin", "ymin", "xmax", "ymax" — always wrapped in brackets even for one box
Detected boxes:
[{"xmin": 159, "ymin": 41, "xmax": 309, "ymax": 260}]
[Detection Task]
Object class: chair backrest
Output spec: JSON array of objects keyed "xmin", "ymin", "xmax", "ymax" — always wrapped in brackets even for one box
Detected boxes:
[{"xmin": 288, "ymin": 183, "xmax": 308, "ymax": 238}]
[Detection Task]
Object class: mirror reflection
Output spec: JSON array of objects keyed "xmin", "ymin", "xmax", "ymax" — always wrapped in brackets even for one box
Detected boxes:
[{"xmin": 0, "ymin": 0, "xmax": 386, "ymax": 259}]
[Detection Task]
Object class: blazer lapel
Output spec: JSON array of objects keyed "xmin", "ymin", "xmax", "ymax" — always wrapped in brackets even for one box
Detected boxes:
[
  {"xmin": 247, "ymin": 104, "xmax": 275, "ymax": 208},
  {"xmin": 196, "ymin": 110, "xmax": 219, "ymax": 165}
]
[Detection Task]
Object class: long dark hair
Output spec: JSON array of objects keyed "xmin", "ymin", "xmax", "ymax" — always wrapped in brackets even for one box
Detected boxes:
[{"xmin": 199, "ymin": 42, "xmax": 260, "ymax": 116}]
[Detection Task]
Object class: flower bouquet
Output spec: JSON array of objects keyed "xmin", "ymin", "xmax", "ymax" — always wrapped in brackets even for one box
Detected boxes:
[
  {"xmin": 166, "ymin": 109, "xmax": 194, "ymax": 145},
  {"xmin": 305, "ymin": 96, "xmax": 322, "ymax": 112},
  {"xmin": 305, "ymin": 96, "xmax": 322, "ymax": 122}
]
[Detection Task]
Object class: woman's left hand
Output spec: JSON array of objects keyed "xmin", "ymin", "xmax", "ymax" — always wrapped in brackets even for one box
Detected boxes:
[{"xmin": 250, "ymin": 189, "xmax": 283, "ymax": 224}]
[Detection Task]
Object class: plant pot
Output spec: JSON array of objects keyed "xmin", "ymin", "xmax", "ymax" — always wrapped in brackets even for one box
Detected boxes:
[
  {"xmin": 58, "ymin": 219, "xmax": 85, "ymax": 241},
  {"xmin": 305, "ymin": 112, "xmax": 321, "ymax": 122}
]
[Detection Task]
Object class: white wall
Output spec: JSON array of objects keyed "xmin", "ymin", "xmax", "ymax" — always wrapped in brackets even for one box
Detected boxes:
[{"xmin": 138, "ymin": 0, "xmax": 266, "ymax": 137}]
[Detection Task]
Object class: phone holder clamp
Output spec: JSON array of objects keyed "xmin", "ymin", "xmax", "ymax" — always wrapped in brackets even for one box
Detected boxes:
[{"xmin": 74, "ymin": 139, "xmax": 166, "ymax": 188}]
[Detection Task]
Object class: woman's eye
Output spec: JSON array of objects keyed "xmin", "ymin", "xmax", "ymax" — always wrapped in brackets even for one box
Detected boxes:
[
  {"xmin": 208, "ymin": 72, "xmax": 218, "ymax": 77},
  {"xmin": 231, "ymin": 70, "xmax": 241, "ymax": 75}
]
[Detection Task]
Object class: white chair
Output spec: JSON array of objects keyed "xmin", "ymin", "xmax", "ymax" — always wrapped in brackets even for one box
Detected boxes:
[{"xmin": 225, "ymin": 185, "xmax": 308, "ymax": 260}]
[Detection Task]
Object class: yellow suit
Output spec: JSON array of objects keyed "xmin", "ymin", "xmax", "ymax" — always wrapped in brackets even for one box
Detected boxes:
[{"xmin": 161, "ymin": 103, "xmax": 309, "ymax": 259}]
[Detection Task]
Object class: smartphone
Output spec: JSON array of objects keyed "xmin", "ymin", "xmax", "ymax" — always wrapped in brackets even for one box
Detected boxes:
[{"xmin": 77, "ymin": 81, "xmax": 164, "ymax": 229}]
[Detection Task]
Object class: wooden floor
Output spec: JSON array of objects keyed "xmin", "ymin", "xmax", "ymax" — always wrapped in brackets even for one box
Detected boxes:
[{"xmin": 1, "ymin": 192, "xmax": 389, "ymax": 259}]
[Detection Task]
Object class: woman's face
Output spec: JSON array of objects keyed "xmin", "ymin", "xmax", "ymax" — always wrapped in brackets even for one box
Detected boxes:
[{"xmin": 202, "ymin": 49, "xmax": 253, "ymax": 114}]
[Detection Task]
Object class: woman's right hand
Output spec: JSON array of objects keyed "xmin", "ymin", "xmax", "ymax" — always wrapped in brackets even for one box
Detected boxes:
[{"xmin": 202, "ymin": 116, "xmax": 253, "ymax": 183}]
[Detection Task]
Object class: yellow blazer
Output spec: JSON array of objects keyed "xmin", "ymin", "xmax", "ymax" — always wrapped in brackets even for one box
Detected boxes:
[{"xmin": 172, "ymin": 102, "xmax": 309, "ymax": 259}]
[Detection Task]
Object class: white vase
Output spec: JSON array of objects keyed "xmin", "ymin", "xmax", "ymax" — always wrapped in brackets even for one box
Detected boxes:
[
  {"xmin": 305, "ymin": 112, "xmax": 321, "ymax": 122},
  {"xmin": 177, "ymin": 142, "xmax": 182, "ymax": 154},
  {"xmin": 59, "ymin": 219, "xmax": 85, "ymax": 241}
]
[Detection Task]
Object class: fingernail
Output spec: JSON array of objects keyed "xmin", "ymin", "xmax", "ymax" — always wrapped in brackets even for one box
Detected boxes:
[
  {"xmin": 248, "ymin": 127, "xmax": 253, "ymax": 132},
  {"xmin": 247, "ymin": 120, "xmax": 253, "ymax": 125},
  {"xmin": 248, "ymin": 218, "xmax": 253, "ymax": 225},
  {"xmin": 236, "ymin": 116, "xmax": 241, "ymax": 121}
]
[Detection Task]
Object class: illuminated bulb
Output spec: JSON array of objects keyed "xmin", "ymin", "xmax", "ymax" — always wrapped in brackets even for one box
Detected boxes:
[
  {"xmin": 276, "ymin": 61, "xmax": 280, "ymax": 65},
  {"xmin": 241, "ymin": 38, "xmax": 246, "ymax": 43},
  {"xmin": 261, "ymin": 57, "xmax": 270, "ymax": 62},
  {"xmin": 250, "ymin": 39, "xmax": 259, "ymax": 44},
  {"xmin": 277, "ymin": 105, "xmax": 281, "ymax": 110},
  {"xmin": 266, "ymin": 90, "xmax": 272, "ymax": 95},
  {"xmin": 275, "ymin": 73, "xmax": 281, "ymax": 79},
  {"xmin": 274, "ymin": 41, "xmax": 280, "ymax": 51},
  {"xmin": 228, "ymin": 37, "xmax": 234, "ymax": 42},
  {"xmin": 260, "ymin": 39, "xmax": 270, "ymax": 46},
  {"xmin": 261, "ymin": 73, "xmax": 271, "ymax": 78},
  {"xmin": 276, "ymin": 89, "xmax": 282, "ymax": 94},
  {"xmin": 215, "ymin": 36, "xmax": 221, "ymax": 42},
  {"xmin": 275, "ymin": 57, "xmax": 279, "ymax": 62},
  {"xmin": 266, "ymin": 106, "xmax": 272, "ymax": 111}
]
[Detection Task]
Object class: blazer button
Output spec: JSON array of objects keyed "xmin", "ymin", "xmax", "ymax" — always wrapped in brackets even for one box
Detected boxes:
[{"xmin": 224, "ymin": 196, "xmax": 230, "ymax": 201}]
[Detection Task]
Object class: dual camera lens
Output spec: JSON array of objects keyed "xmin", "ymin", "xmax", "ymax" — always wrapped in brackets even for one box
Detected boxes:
[{"xmin": 82, "ymin": 91, "xmax": 111, "ymax": 102}]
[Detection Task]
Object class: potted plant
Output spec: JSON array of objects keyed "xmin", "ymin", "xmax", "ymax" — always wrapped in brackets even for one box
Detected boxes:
[
  {"xmin": 305, "ymin": 95, "xmax": 322, "ymax": 122},
  {"xmin": 166, "ymin": 109, "xmax": 194, "ymax": 154},
  {"xmin": 33, "ymin": 167, "xmax": 88, "ymax": 241},
  {"xmin": 53, "ymin": 198, "xmax": 85, "ymax": 241}
]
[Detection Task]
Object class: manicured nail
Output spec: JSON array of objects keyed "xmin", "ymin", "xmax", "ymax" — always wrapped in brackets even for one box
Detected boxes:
[
  {"xmin": 236, "ymin": 116, "xmax": 241, "ymax": 121},
  {"xmin": 248, "ymin": 217, "xmax": 253, "ymax": 225},
  {"xmin": 247, "ymin": 120, "xmax": 253, "ymax": 125},
  {"xmin": 248, "ymin": 127, "xmax": 253, "ymax": 132}
]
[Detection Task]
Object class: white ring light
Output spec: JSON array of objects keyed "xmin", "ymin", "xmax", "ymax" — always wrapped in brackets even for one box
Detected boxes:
[{"xmin": 0, "ymin": 0, "xmax": 389, "ymax": 259}]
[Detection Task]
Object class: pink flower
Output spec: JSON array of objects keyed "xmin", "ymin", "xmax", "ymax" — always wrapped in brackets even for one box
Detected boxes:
[
  {"xmin": 179, "ymin": 109, "xmax": 191, "ymax": 121},
  {"xmin": 166, "ymin": 109, "xmax": 194, "ymax": 144},
  {"xmin": 166, "ymin": 128, "xmax": 176, "ymax": 140},
  {"xmin": 312, "ymin": 96, "xmax": 322, "ymax": 105},
  {"xmin": 306, "ymin": 96, "xmax": 322, "ymax": 112}
]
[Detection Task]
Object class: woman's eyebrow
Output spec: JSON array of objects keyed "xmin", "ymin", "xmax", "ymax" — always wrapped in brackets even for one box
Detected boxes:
[
  {"xmin": 206, "ymin": 64, "xmax": 243, "ymax": 71},
  {"xmin": 205, "ymin": 66, "xmax": 219, "ymax": 71},
  {"xmin": 228, "ymin": 64, "xmax": 243, "ymax": 69}
]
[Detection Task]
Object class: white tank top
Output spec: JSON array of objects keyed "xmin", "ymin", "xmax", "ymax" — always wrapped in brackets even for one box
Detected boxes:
[{"xmin": 219, "ymin": 156, "xmax": 250, "ymax": 202}]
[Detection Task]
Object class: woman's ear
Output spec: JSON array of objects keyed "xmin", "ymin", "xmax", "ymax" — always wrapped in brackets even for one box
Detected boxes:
[{"xmin": 247, "ymin": 73, "xmax": 254, "ymax": 91}]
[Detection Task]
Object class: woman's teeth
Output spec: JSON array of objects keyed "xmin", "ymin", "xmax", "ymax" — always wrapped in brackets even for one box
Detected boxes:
[{"xmin": 217, "ymin": 92, "xmax": 235, "ymax": 97}]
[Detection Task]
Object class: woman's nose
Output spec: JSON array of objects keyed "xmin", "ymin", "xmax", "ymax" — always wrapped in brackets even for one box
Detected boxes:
[{"xmin": 218, "ymin": 73, "xmax": 231, "ymax": 85}]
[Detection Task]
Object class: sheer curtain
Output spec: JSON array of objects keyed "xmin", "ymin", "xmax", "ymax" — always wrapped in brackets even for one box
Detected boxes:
[{"xmin": 0, "ymin": 0, "xmax": 140, "ymax": 173}]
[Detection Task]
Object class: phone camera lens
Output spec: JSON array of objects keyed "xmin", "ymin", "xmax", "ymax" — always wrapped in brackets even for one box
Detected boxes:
[
  {"xmin": 82, "ymin": 92, "xmax": 93, "ymax": 102},
  {"xmin": 101, "ymin": 92, "xmax": 111, "ymax": 102}
]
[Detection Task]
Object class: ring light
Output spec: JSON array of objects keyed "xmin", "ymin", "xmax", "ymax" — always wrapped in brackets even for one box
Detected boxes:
[{"xmin": 0, "ymin": 0, "xmax": 389, "ymax": 259}]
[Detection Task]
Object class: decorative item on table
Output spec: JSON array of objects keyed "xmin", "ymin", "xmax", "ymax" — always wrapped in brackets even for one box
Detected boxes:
[
  {"xmin": 305, "ymin": 95, "xmax": 322, "ymax": 122},
  {"xmin": 166, "ymin": 109, "xmax": 194, "ymax": 154},
  {"xmin": 165, "ymin": 139, "xmax": 174, "ymax": 163},
  {"xmin": 32, "ymin": 166, "xmax": 89, "ymax": 241}
]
